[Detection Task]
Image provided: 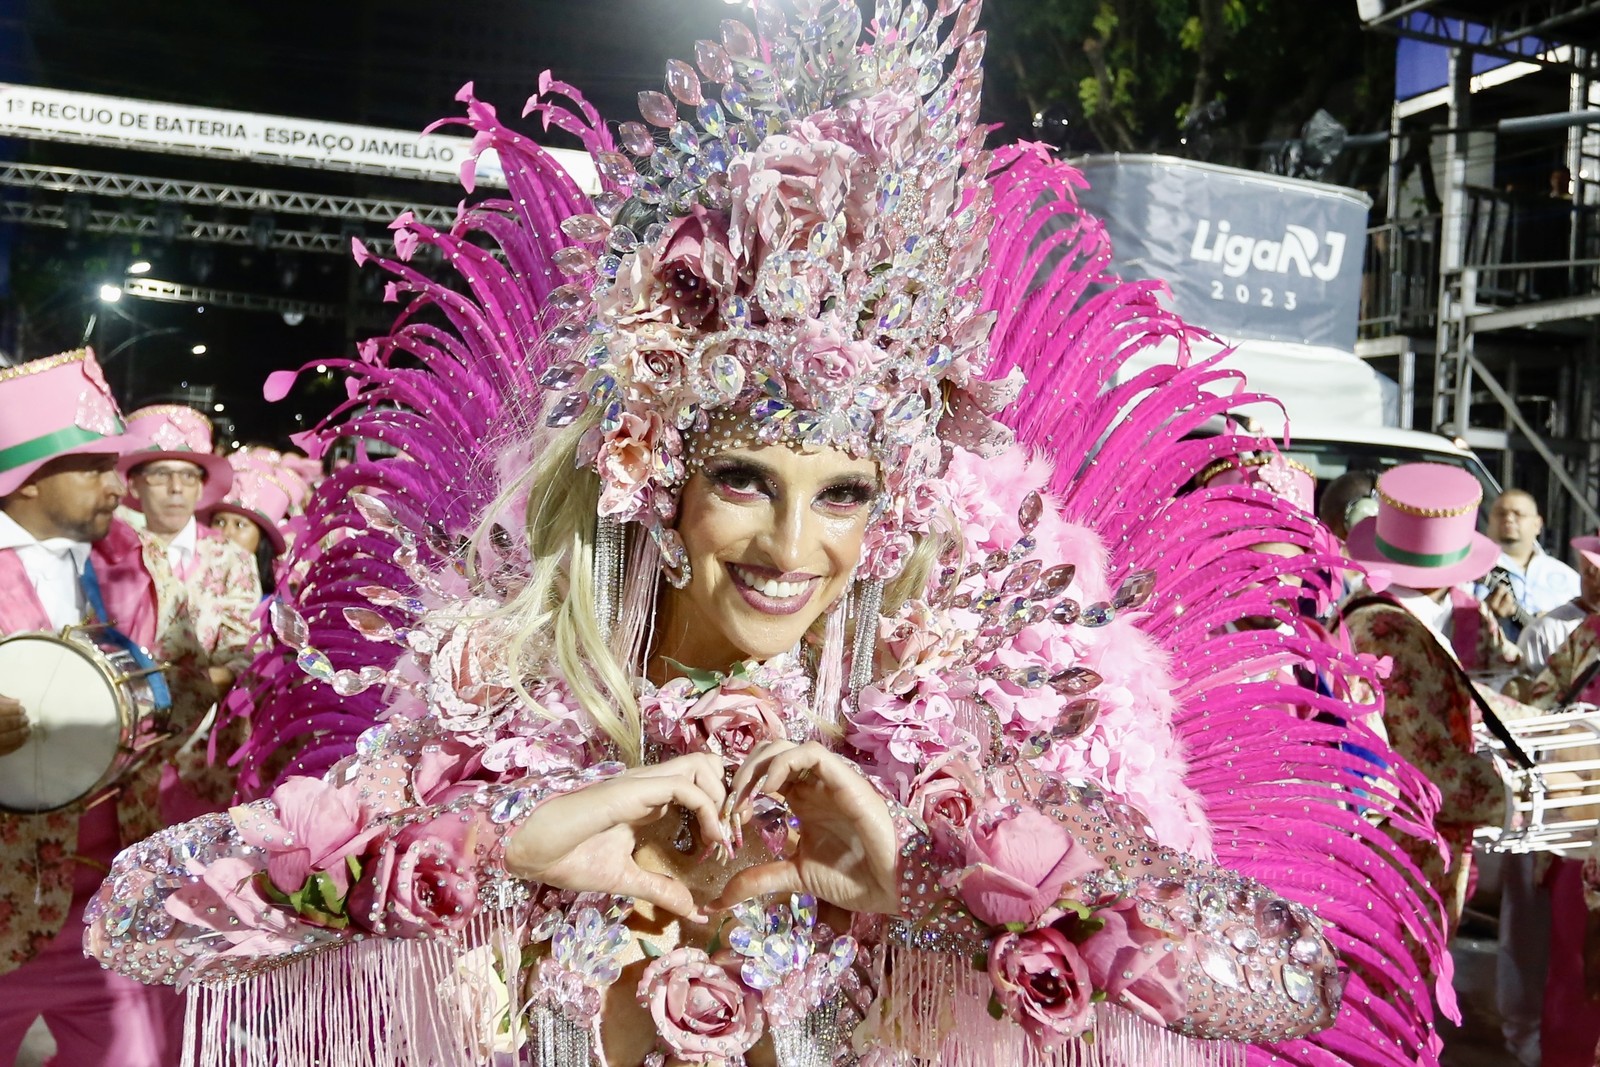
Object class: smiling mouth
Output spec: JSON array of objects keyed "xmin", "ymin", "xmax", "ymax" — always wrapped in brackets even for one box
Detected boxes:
[{"xmin": 726, "ymin": 563, "xmax": 820, "ymax": 615}]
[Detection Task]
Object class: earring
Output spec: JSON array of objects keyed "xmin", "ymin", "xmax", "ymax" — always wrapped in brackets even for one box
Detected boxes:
[
  {"xmin": 849, "ymin": 577, "xmax": 884, "ymax": 696},
  {"xmin": 594, "ymin": 516, "xmax": 624, "ymax": 641},
  {"xmin": 656, "ymin": 528, "xmax": 692, "ymax": 590}
]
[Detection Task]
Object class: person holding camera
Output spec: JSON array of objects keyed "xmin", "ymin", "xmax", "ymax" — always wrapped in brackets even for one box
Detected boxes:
[{"xmin": 1476, "ymin": 489, "xmax": 1581, "ymax": 641}]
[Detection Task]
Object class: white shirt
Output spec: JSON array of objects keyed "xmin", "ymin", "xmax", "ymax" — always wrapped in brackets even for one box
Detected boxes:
[
  {"xmin": 1389, "ymin": 585, "xmax": 1456, "ymax": 656},
  {"xmin": 1517, "ymin": 600, "xmax": 1591, "ymax": 673},
  {"xmin": 1472, "ymin": 544, "xmax": 1582, "ymax": 618},
  {"xmin": 164, "ymin": 516, "xmax": 199, "ymax": 578},
  {"xmin": 0, "ymin": 509, "xmax": 90, "ymax": 631}
]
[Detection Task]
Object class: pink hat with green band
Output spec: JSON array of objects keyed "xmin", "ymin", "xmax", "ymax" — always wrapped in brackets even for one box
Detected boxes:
[
  {"xmin": 0, "ymin": 348, "xmax": 130, "ymax": 498},
  {"xmin": 116, "ymin": 404, "xmax": 234, "ymax": 509},
  {"xmin": 1345, "ymin": 463, "xmax": 1499, "ymax": 588}
]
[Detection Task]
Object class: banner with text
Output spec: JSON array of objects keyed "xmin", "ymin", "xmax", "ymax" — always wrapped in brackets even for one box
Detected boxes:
[
  {"xmin": 1071, "ymin": 155, "xmax": 1371, "ymax": 350},
  {"xmin": 0, "ymin": 83, "xmax": 597, "ymax": 192}
]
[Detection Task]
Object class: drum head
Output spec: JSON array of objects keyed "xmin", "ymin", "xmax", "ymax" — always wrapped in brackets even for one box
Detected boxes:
[{"xmin": 0, "ymin": 635, "xmax": 125, "ymax": 812}]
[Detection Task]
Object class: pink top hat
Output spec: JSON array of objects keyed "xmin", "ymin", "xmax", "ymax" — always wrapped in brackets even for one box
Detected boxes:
[
  {"xmin": 116, "ymin": 404, "xmax": 234, "ymax": 510},
  {"xmin": 1572, "ymin": 533, "xmax": 1600, "ymax": 572},
  {"xmin": 0, "ymin": 348, "xmax": 131, "ymax": 498},
  {"xmin": 1345, "ymin": 463, "xmax": 1499, "ymax": 589},
  {"xmin": 1198, "ymin": 452, "xmax": 1317, "ymax": 512},
  {"xmin": 201, "ymin": 454, "xmax": 291, "ymax": 555}
]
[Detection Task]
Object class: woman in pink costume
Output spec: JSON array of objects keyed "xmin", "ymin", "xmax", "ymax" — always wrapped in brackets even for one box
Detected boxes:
[{"xmin": 86, "ymin": 3, "xmax": 1452, "ymax": 1065}]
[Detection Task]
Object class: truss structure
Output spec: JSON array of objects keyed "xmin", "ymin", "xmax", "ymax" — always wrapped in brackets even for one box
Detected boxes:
[
  {"xmin": 121, "ymin": 277, "xmax": 341, "ymax": 320},
  {"xmin": 1363, "ymin": 0, "xmax": 1600, "ymax": 68}
]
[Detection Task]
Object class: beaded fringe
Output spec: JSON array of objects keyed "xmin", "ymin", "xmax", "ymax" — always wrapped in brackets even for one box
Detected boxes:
[
  {"xmin": 181, "ymin": 911, "xmax": 525, "ymax": 1067},
  {"xmin": 876, "ymin": 946, "xmax": 1245, "ymax": 1067}
]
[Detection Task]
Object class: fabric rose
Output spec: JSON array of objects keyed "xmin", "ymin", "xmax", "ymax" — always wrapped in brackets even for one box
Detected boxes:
[
  {"xmin": 637, "ymin": 947, "xmax": 763, "ymax": 1063},
  {"xmin": 877, "ymin": 600, "xmax": 965, "ymax": 695},
  {"xmin": 655, "ymin": 205, "xmax": 739, "ymax": 326},
  {"xmin": 232, "ymin": 778, "xmax": 388, "ymax": 899},
  {"xmin": 412, "ymin": 738, "xmax": 495, "ymax": 806},
  {"xmin": 727, "ymin": 134, "xmax": 870, "ymax": 276},
  {"xmin": 348, "ymin": 816, "xmax": 479, "ymax": 936},
  {"xmin": 956, "ymin": 802, "xmax": 1104, "ymax": 927},
  {"xmin": 907, "ymin": 752, "xmax": 979, "ymax": 857},
  {"xmin": 800, "ymin": 89, "xmax": 922, "ymax": 167},
  {"xmin": 597, "ymin": 409, "xmax": 675, "ymax": 519},
  {"xmin": 1078, "ymin": 898, "xmax": 1189, "ymax": 1026},
  {"xmin": 845, "ymin": 680, "xmax": 964, "ymax": 786},
  {"xmin": 593, "ymin": 244, "xmax": 673, "ymax": 329},
  {"xmin": 986, "ymin": 926, "xmax": 1095, "ymax": 1042},
  {"xmin": 164, "ymin": 856, "xmax": 316, "ymax": 959},
  {"xmin": 669, "ymin": 675, "xmax": 788, "ymax": 764},
  {"xmin": 791, "ymin": 316, "xmax": 874, "ymax": 394},
  {"xmin": 426, "ymin": 619, "xmax": 518, "ymax": 737}
]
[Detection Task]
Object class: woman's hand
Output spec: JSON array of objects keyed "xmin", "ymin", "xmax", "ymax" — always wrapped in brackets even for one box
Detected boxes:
[
  {"xmin": 709, "ymin": 740, "xmax": 899, "ymax": 916},
  {"xmin": 504, "ymin": 753, "xmax": 732, "ymax": 923}
]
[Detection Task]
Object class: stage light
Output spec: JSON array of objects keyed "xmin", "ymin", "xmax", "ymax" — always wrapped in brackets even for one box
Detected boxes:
[
  {"xmin": 127, "ymin": 261, "xmax": 152, "ymax": 275},
  {"xmin": 98, "ymin": 284, "xmax": 122, "ymax": 303},
  {"xmin": 213, "ymin": 403, "xmax": 226, "ymax": 413},
  {"xmin": 191, "ymin": 344, "xmax": 208, "ymax": 355}
]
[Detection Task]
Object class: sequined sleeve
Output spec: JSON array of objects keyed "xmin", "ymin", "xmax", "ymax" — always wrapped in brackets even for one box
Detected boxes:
[
  {"xmin": 890, "ymin": 761, "xmax": 1339, "ymax": 1043},
  {"xmin": 82, "ymin": 720, "xmax": 615, "ymax": 986}
]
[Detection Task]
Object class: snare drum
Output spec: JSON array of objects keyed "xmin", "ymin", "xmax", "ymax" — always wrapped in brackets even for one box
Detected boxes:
[
  {"xmin": 1474, "ymin": 703, "xmax": 1600, "ymax": 854},
  {"xmin": 0, "ymin": 628, "xmax": 170, "ymax": 814}
]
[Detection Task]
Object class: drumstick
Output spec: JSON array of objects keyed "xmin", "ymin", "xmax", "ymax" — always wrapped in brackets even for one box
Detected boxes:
[{"xmin": 1558, "ymin": 656, "xmax": 1600, "ymax": 709}]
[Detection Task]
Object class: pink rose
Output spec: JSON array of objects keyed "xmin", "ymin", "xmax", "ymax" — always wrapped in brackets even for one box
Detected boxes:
[
  {"xmin": 672, "ymin": 676, "xmax": 788, "ymax": 764},
  {"xmin": 987, "ymin": 926, "xmax": 1095, "ymax": 1042},
  {"xmin": 593, "ymin": 245, "xmax": 673, "ymax": 329},
  {"xmin": 638, "ymin": 947, "xmax": 763, "ymax": 1063},
  {"xmin": 907, "ymin": 753, "xmax": 979, "ymax": 856},
  {"xmin": 957, "ymin": 802, "xmax": 1104, "ymax": 928},
  {"xmin": 427, "ymin": 621, "xmax": 518, "ymax": 736},
  {"xmin": 727, "ymin": 134, "xmax": 870, "ymax": 277},
  {"xmin": 846, "ymin": 681, "xmax": 963, "ymax": 784},
  {"xmin": 655, "ymin": 206, "xmax": 739, "ymax": 327},
  {"xmin": 348, "ymin": 816, "xmax": 479, "ymax": 936},
  {"xmin": 876, "ymin": 600, "xmax": 963, "ymax": 695},
  {"xmin": 791, "ymin": 316, "xmax": 873, "ymax": 392},
  {"xmin": 800, "ymin": 90, "xmax": 922, "ymax": 166},
  {"xmin": 597, "ymin": 409, "xmax": 676, "ymax": 519},
  {"xmin": 1079, "ymin": 898, "xmax": 1189, "ymax": 1026},
  {"xmin": 232, "ymin": 777, "xmax": 389, "ymax": 898},
  {"xmin": 164, "ymin": 856, "xmax": 313, "ymax": 958},
  {"xmin": 412, "ymin": 738, "xmax": 495, "ymax": 806}
]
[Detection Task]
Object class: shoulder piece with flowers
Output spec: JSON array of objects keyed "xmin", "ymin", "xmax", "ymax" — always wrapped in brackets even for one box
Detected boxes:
[{"xmin": 91, "ymin": 3, "xmax": 1452, "ymax": 1067}]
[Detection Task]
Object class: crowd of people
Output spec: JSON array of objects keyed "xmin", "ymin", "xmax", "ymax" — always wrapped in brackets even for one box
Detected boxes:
[
  {"xmin": 0, "ymin": 2, "xmax": 1598, "ymax": 1065},
  {"xmin": 0, "ymin": 353, "xmax": 324, "ymax": 1062}
]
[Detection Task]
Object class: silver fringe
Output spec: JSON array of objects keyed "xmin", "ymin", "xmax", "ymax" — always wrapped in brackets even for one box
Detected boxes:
[
  {"xmin": 773, "ymin": 997, "xmax": 846, "ymax": 1067},
  {"xmin": 594, "ymin": 515, "xmax": 625, "ymax": 642},
  {"xmin": 531, "ymin": 1003, "xmax": 593, "ymax": 1067},
  {"xmin": 848, "ymin": 577, "xmax": 884, "ymax": 696}
]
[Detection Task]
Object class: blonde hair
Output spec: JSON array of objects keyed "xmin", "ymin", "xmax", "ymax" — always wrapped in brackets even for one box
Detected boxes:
[{"xmin": 470, "ymin": 410, "xmax": 949, "ymax": 765}]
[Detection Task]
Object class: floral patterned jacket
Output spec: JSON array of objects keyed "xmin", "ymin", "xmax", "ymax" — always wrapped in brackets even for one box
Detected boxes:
[{"xmin": 0, "ymin": 519, "xmax": 216, "ymax": 975}]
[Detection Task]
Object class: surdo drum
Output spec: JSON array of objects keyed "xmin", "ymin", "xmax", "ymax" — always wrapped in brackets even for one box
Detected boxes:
[{"xmin": 0, "ymin": 627, "xmax": 171, "ymax": 813}]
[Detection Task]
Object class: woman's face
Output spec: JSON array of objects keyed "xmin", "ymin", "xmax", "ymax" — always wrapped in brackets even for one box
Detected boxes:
[
  {"xmin": 657, "ymin": 443, "xmax": 878, "ymax": 669},
  {"xmin": 211, "ymin": 511, "xmax": 262, "ymax": 554}
]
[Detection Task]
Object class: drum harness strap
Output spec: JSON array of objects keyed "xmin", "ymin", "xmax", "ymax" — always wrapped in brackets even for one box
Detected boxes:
[
  {"xmin": 1340, "ymin": 594, "xmax": 1537, "ymax": 771},
  {"xmin": 79, "ymin": 558, "xmax": 172, "ymax": 713}
]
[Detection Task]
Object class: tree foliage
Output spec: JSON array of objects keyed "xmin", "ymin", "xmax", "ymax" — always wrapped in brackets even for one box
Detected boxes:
[{"xmin": 984, "ymin": 0, "xmax": 1394, "ymax": 176}]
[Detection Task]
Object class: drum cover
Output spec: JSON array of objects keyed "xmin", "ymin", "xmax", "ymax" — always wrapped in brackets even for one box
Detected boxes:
[{"xmin": 0, "ymin": 636, "xmax": 124, "ymax": 811}]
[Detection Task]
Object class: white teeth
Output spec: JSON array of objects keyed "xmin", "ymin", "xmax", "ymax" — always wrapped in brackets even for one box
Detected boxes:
[{"xmin": 733, "ymin": 566, "xmax": 809, "ymax": 600}]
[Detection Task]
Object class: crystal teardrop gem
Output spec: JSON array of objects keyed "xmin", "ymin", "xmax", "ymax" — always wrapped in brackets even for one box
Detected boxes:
[
  {"xmin": 552, "ymin": 246, "xmax": 597, "ymax": 277},
  {"xmin": 330, "ymin": 670, "xmax": 369, "ymax": 697},
  {"xmin": 356, "ymin": 584, "xmax": 400, "ymax": 605},
  {"xmin": 1114, "ymin": 569, "xmax": 1157, "ymax": 610},
  {"xmin": 547, "ymin": 285, "xmax": 593, "ymax": 315},
  {"xmin": 721, "ymin": 82, "xmax": 751, "ymax": 121},
  {"xmin": 721, "ymin": 18, "xmax": 759, "ymax": 57},
  {"xmin": 924, "ymin": 343, "xmax": 955, "ymax": 373},
  {"xmin": 669, "ymin": 121, "xmax": 700, "ymax": 155},
  {"xmin": 877, "ymin": 290, "xmax": 913, "ymax": 330},
  {"xmin": 618, "ymin": 121, "xmax": 656, "ymax": 157},
  {"xmin": 1037, "ymin": 564, "xmax": 1076, "ymax": 597},
  {"xmin": 358, "ymin": 665, "xmax": 388, "ymax": 685},
  {"xmin": 296, "ymin": 647, "xmax": 335, "ymax": 682},
  {"xmin": 1017, "ymin": 491, "xmax": 1043, "ymax": 533},
  {"xmin": 638, "ymin": 90, "xmax": 678, "ymax": 128},
  {"xmin": 885, "ymin": 392, "xmax": 926, "ymax": 423},
  {"xmin": 710, "ymin": 353, "xmax": 746, "ymax": 397},
  {"xmin": 343, "ymin": 607, "xmax": 395, "ymax": 642},
  {"xmin": 560, "ymin": 213, "xmax": 611, "ymax": 242},
  {"xmin": 696, "ymin": 39, "xmax": 733, "ymax": 83},
  {"xmin": 545, "ymin": 391, "xmax": 589, "ymax": 428},
  {"xmin": 606, "ymin": 225, "xmax": 640, "ymax": 254},
  {"xmin": 350, "ymin": 491, "xmax": 400, "ymax": 534},
  {"xmin": 1048, "ymin": 667, "xmax": 1102, "ymax": 696},
  {"xmin": 269, "ymin": 598, "xmax": 310, "ymax": 650},
  {"xmin": 696, "ymin": 100, "xmax": 727, "ymax": 138},
  {"xmin": 665, "ymin": 58, "xmax": 703, "ymax": 105},
  {"xmin": 725, "ymin": 294, "xmax": 750, "ymax": 326},
  {"xmin": 1054, "ymin": 698, "xmax": 1100, "ymax": 738},
  {"xmin": 594, "ymin": 151, "xmax": 637, "ymax": 186},
  {"xmin": 1050, "ymin": 599, "xmax": 1080, "ymax": 625},
  {"xmin": 544, "ymin": 322, "xmax": 585, "ymax": 349},
  {"xmin": 1000, "ymin": 559, "xmax": 1041, "ymax": 594},
  {"xmin": 877, "ymin": 172, "xmax": 907, "ymax": 213},
  {"xmin": 1080, "ymin": 602, "xmax": 1115, "ymax": 627}
]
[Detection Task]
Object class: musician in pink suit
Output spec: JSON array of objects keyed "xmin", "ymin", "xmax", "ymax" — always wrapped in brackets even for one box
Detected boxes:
[
  {"xmin": 118, "ymin": 406, "xmax": 261, "ymax": 690},
  {"xmin": 0, "ymin": 349, "xmax": 215, "ymax": 1066}
]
